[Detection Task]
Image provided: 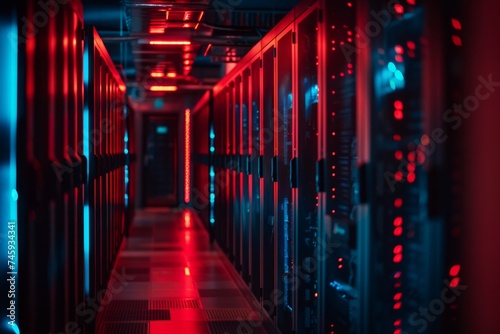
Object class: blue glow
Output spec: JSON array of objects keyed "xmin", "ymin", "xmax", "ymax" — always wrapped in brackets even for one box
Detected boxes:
[
  {"xmin": 390, "ymin": 80, "xmax": 396, "ymax": 90},
  {"xmin": 210, "ymin": 147, "xmax": 215, "ymax": 152},
  {"xmin": 210, "ymin": 218, "xmax": 215, "ymax": 224},
  {"xmin": 124, "ymin": 148, "xmax": 129, "ymax": 154},
  {"xmin": 156, "ymin": 126, "xmax": 168, "ymax": 134},
  {"xmin": 209, "ymin": 131, "xmax": 215, "ymax": 139},
  {"xmin": 154, "ymin": 98, "xmax": 164, "ymax": 109},
  {"xmin": 11, "ymin": 189, "xmax": 18, "ymax": 201},
  {"xmin": 388, "ymin": 62, "xmax": 396, "ymax": 72},
  {"xmin": 124, "ymin": 132, "xmax": 129, "ymax": 143},
  {"xmin": 394, "ymin": 70, "xmax": 404, "ymax": 81},
  {"xmin": 210, "ymin": 171, "xmax": 215, "ymax": 177},
  {"xmin": 210, "ymin": 193, "xmax": 215, "ymax": 202},
  {"xmin": 1, "ymin": 17, "xmax": 19, "ymax": 331},
  {"xmin": 83, "ymin": 46, "xmax": 90, "ymax": 295}
]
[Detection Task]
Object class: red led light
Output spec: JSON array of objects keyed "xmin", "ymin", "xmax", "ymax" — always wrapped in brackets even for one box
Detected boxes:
[
  {"xmin": 417, "ymin": 151, "xmax": 426, "ymax": 164},
  {"xmin": 406, "ymin": 0, "xmax": 416, "ymax": 4},
  {"xmin": 184, "ymin": 108, "xmax": 191, "ymax": 203},
  {"xmin": 393, "ymin": 217, "xmax": 403, "ymax": 226},
  {"xmin": 338, "ymin": 258, "xmax": 343, "ymax": 262},
  {"xmin": 394, "ymin": 110, "xmax": 404, "ymax": 120},
  {"xmin": 394, "ymin": 319, "xmax": 402, "ymax": 326},
  {"xmin": 394, "ymin": 100, "xmax": 404, "ymax": 109},
  {"xmin": 395, "ymin": 45, "xmax": 404, "ymax": 54},
  {"xmin": 406, "ymin": 41, "xmax": 416, "ymax": 50},
  {"xmin": 393, "ymin": 254, "xmax": 403, "ymax": 263},
  {"xmin": 393, "ymin": 134, "xmax": 401, "ymax": 141},
  {"xmin": 407, "ymin": 163, "xmax": 416, "ymax": 173},
  {"xmin": 451, "ymin": 18, "xmax": 462, "ymax": 30},
  {"xmin": 394, "ymin": 198, "xmax": 403, "ymax": 208},
  {"xmin": 395, "ymin": 172, "xmax": 403, "ymax": 181},
  {"xmin": 407, "ymin": 173, "xmax": 416, "ymax": 183},
  {"xmin": 394, "ymin": 329, "xmax": 402, "ymax": 334},
  {"xmin": 394, "ymin": 4, "xmax": 404, "ymax": 14},
  {"xmin": 449, "ymin": 277, "xmax": 460, "ymax": 288},
  {"xmin": 408, "ymin": 152, "xmax": 416, "ymax": 162},
  {"xmin": 395, "ymin": 55, "xmax": 404, "ymax": 62},
  {"xmin": 393, "ymin": 245, "xmax": 403, "ymax": 254},
  {"xmin": 393, "ymin": 302, "xmax": 402, "ymax": 310},
  {"xmin": 347, "ymin": 2, "xmax": 352, "ymax": 7},
  {"xmin": 394, "ymin": 292, "xmax": 402, "ymax": 300},
  {"xmin": 449, "ymin": 264, "xmax": 461, "ymax": 276},
  {"xmin": 338, "ymin": 264, "xmax": 343, "ymax": 269},
  {"xmin": 394, "ymin": 227, "xmax": 403, "ymax": 236},
  {"xmin": 395, "ymin": 150, "xmax": 403, "ymax": 160},
  {"xmin": 452, "ymin": 35, "xmax": 462, "ymax": 46},
  {"xmin": 394, "ymin": 271, "xmax": 402, "ymax": 279}
]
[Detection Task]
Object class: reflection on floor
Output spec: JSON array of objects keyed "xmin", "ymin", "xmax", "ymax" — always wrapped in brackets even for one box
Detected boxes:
[{"xmin": 96, "ymin": 208, "xmax": 276, "ymax": 334}]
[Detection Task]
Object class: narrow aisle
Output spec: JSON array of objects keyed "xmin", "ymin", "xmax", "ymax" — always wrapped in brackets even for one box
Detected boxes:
[{"xmin": 96, "ymin": 208, "xmax": 275, "ymax": 334}]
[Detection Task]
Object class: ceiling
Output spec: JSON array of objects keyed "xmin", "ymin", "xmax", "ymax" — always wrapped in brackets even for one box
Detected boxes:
[{"xmin": 83, "ymin": 0, "xmax": 299, "ymax": 109}]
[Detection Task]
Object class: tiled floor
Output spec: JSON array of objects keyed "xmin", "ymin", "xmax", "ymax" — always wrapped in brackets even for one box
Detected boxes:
[{"xmin": 96, "ymin": 208, "xmax": 276, "ymax": 334}]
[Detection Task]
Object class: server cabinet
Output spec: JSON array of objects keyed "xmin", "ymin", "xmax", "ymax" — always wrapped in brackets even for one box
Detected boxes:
[
  {"xmin": 84, "ymin": 27, "xmax": 127, "ymax": 333},
  {"xmin": 294, "ymin": 6, "xmax": 321, "ymax": 334},
  {"xmin": 17, "ymin": 1, "xmax": 86, "ymax": 332}
]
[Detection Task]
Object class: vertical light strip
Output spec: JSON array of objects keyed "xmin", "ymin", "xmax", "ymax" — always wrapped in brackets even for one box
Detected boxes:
[
  {"xmin": 209, "ymin": 126, "xmax": 215, "ymax": 225},
  {"xmin": 184, "ymin": 108, "xmax": 191, "ymax": 203},
  {"xmin": 83, "ymin": 47, "xmax": 90, "ymax": 295}
]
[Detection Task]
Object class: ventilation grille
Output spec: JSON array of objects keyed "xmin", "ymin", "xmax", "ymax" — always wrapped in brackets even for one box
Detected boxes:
[
  {"xmin": 205, "ymin": 309, "xmax": 253, "ymax": 320},
  {"xmin": 101, "ymin": 309, "xmax": 170, "ymax": 321},
  {"xmin": 98, "ymin": 322, "xmax": 149, "ymax": 334},
  {"xmin": 208, "ymin": 321, "xmax": 264, "ymax": 334},
  {"xmin": 105, "ymin": 300, "xmax": 148, "ymax": 310},
  {"xmin": 149, "ymin": 299, "xmax": 201, "ymax": 309},
  {"xmin": 198, "ymin": 289, "xmax": 240, "ymax": 298}
]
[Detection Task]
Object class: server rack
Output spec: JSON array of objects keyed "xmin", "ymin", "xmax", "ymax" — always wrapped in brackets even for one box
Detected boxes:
[
  {"xmin": 191, "ymin": 0, "xmax": 464, "ymax": 333},
  {"xmin": 17, "ymin": 1, "xmax": 86, "ymax": 332}
]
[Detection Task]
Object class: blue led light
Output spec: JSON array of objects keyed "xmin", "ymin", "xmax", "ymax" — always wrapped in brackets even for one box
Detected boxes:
[
  {"xmin": 11, "ymin": 189, "xmax": 18, "ymax": 201},
  {"xmin": 210, "ymin": 131, "xmax": 215, "ymax": 139},
  {"xmin": 390, "ymin": 80, "xmax": 396, "ymax": 90},
  {"xmin": 83, "ymin": 46, "xmax": 90, "ymax": 295},
  {"xmin": 210, "ymin": 218, "xmax": 215, "ymax": 224},
  {"xmin": 124, "ymin": 148, "xmax": 129, "ymax": 154},
  {"xmin": 395, "ymin": 70, "xmax": 404, "ymax": 81},
  {"xmin": 388, "ymin": 62, "xmax": 396, "ymax": 72},
  {"xmin": 210, "ymin": 171, "xmax": 215, "ymax": 177},
  {"xmin": 210, "ymin": 147, "xmax": 215, "ymax": 152}
]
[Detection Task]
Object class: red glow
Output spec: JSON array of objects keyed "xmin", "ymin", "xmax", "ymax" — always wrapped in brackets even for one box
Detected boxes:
[
  {"xmin": 395, "ymin": 45, "xmax": 404, "ymax": 54},
  {"xmin": 395, "ymin": 172, "xmax": 403, "ymax": 181},
  {"xmin": 406, "ymin": 0, "xmax": 416, "ymax": 4},
  {"xmin": 393, "ymin": 254, "xmax": 403, "ymax": 263},
  {"xmin": 395, "ymin": 55, "xmax": 404, "ymax": 62},
  {"xmin": 407, "ymin": 41, "xmax": 416, "ymax": 49},
  {"xmin": 395, "ymin": 150, "xmax": 403, "ymax": 160},
  {"xmin": 150, "ymin": 86, "xmax": 178, "ymax": 92},
  {"xmin": 451, "ymin": 18, "xmax": 462, "ymax": 30},
  {"xmin": 338, "ymin": 258, "xmax": 343, "ymax": 262},
  {"xmin": 407, "ymin": 163, "xmax": 416, "ymax": 172},
  {"xmin": 394, "ymin": 4, "xmax": 404, "ymax": 14},
  {"xmin": 407, "ymin": 173, "xmax": 416, "ymax": 183},
  {"xmin": 347, "ymin": 2, "xmax": 352, "ymax": 7},
  {"xmin": 394, "ymin": 319, "xmax": 402, "ymax": 326},
  {"xmin": 184, "ymin": 267, "xmax": 191, "ymax": 276},
  {"xmin": 408, "ymin": 152, "xmax": 416, "ymax": 162},
  {"xmin": 417, "ymin": 151, "xmax": 426, "ymax": 164},
  {"xmin": 150, "ymin": 27, "xmax": 165, "ymax": 34},
  {"xmin": 394, "ymin": 292, "xmax": 402, "ymax": 300},
  {"xmin": 394, "ymin": 100, "xmax": 404, "ymax": 109},
  {"xmin": 393, "ymin": 245, "xmax": 403, "ymax": 254},
  {"xmin": 449, "ymin": 264, "xmax": 461, "ymax": 276},
  {"xmin": 185, "ymin": 109, "xmax": 191, "ymax": 203},
  {"xmin": 394, "ymin": 110, "xmax": 404, "ymax": 120},
  {"xmin": 166, "ymin": 72, "xmax": 177, "ymax": 78},
  {"xmin": 449, "ymin": 277, "xmax": 460, "ymax": 288},
  {"xmin": 150, "ymin": 40, "xmax": 191, "ymax": 45},
  {"xmin": 151, "ymin": 72, "xmax": 164, "ymax": 78},
  {"xmin": 394, "ymin": 217, "xmax": 403, "ymax": 226},
  {"xmin": 393, "ymin": 134, "xmax": 401, "ymax": 141},
  {"xmin": 393, "ymin": 302, "xmax": 402, "ymax": 310},
  {"xmin": 394, "ymin": 271, "xmax": 402, "ymax": 279},
  {"xmin": 394, "ymin": 227, "xmax": 403, "ymax": 236},
  {"xmin": 394, "ymin": 329, "xmax": 402, "ymax": 334},
  {"xmin": 394, "ymin": 198, "xmax": 403, "ymax": 208},
  {"xmin": 452, "ymin": 35, "xmax": 462, "ymax": 46},
  {"xmin": 184, "ymin": 211, "xmax": 191, "ymax": 228}
]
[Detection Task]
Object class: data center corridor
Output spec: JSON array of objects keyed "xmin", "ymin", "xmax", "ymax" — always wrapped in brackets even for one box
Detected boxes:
[{"xmin": 95, "ymin": 208, "xmax": 276, "ymax": 334}]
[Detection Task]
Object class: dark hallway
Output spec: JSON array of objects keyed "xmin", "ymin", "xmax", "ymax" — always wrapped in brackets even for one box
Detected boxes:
[{"xmin": 94, "ymin": 208, "xmax": 276, "ymax": 334}]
